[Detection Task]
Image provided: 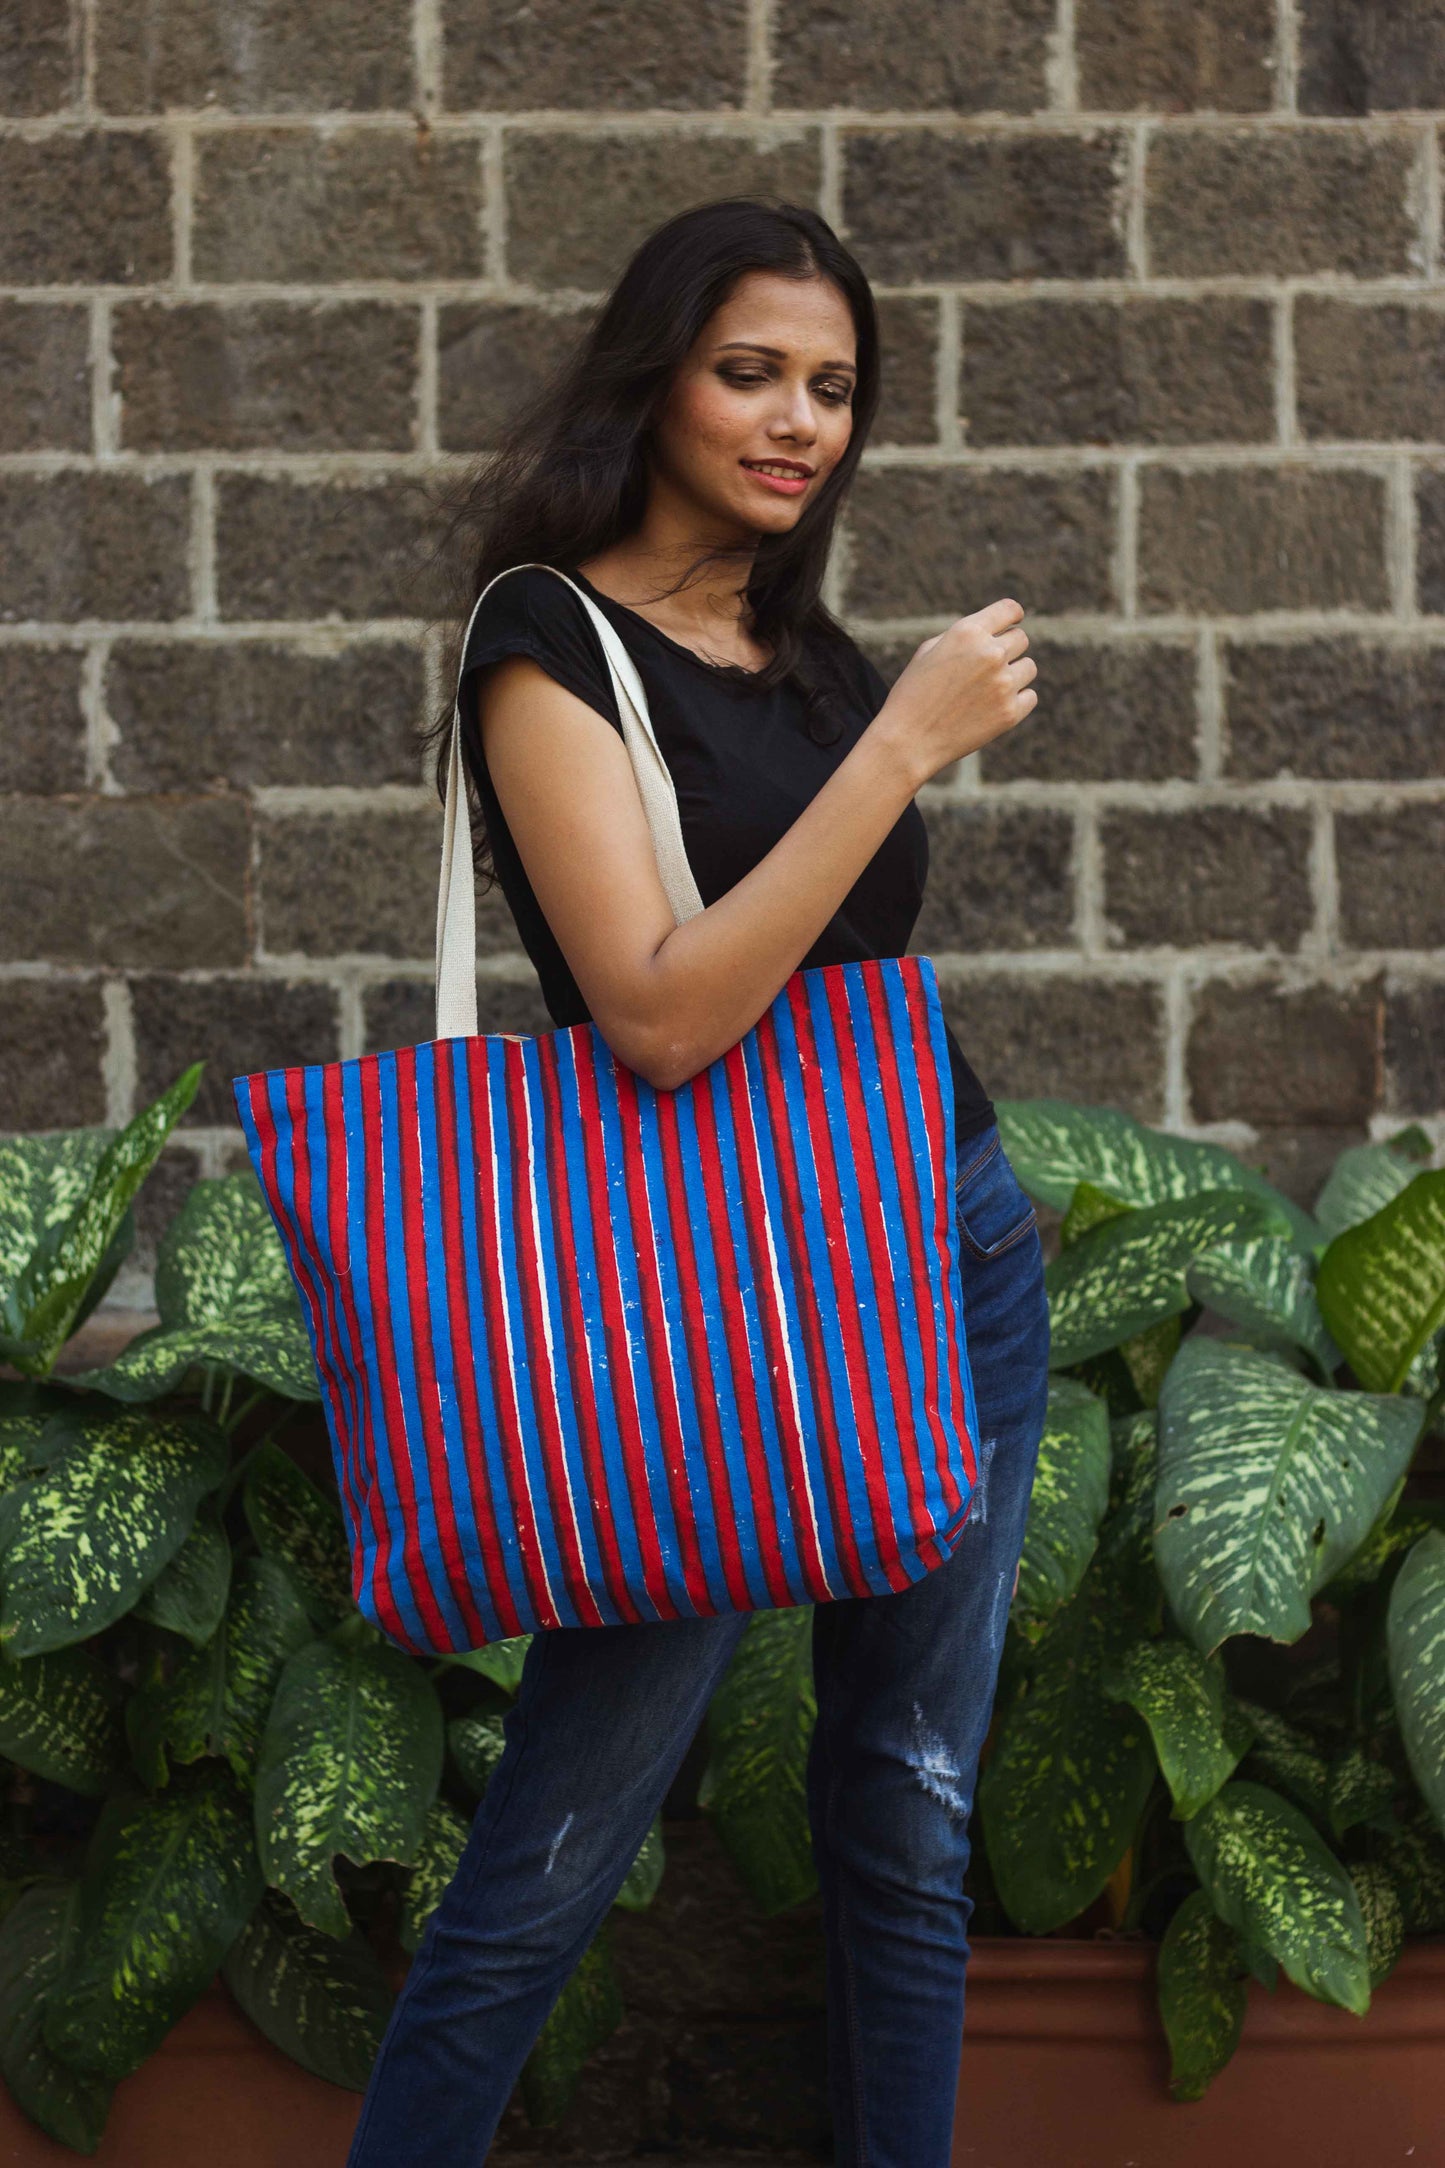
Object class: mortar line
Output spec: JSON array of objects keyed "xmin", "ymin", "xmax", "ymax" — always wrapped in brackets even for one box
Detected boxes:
[
  {"xmin": 819, "ymin": 121, "xmax": 842, "ymax": 228},
  {"xmin": 1387, "ymin": 455, "xmax": 1417, "ymax": 622},
  {"xmin": 88, "ymin": 297, "xmax": 116, "ymax": 457},
  {"xmin": 171, "ymin": 121, "xmax": 194, "ymax": 289},
  {"xmin": 79, "ymin": 641, "xmax": 114, "ymax": 791},
  {"xmin": 77, "ymin": 0, "xmax": 97, "ymax": 113},
  {"xmin": 1275, "ymin": 0, "xmax": 1299, "ymax": 112},
  {"xmin": 1162, "ymin": 967, "xmax": 1190, "ymax": 1128},
  {"xmin": 1274, "ymin": 291, "xmax": 1296, "ymax": 447},
  {"xmin": 1115, "ymin": 455, "xmax": 1138, "ymax": 620},
  {"xmin": 746, "ymin": 0, "xmax": 773, "ymax": 115},
  {"xmin": 1125, "ymin": 122, "xmax": 1149, "ymax": 281},
  {"xmin": 412, "ymin": 0, "xmax": 443, "ymax": 115},
  {"xmin": 938, "ymin": 290, "xmax": 962, "ymax": 452},
  {"xmin": 417, "ymin": 295, "xmax": 438, "ymax": 457},
  {"xmin": 481, "ymin": 124, "xmax": 506, "ymax": 285},
  {"xmin": 1074, "ymin": 799, "xmax": 1103, "ymax": 955},
  {"xmin": 1420, "ymin": 122, "xmax": 1443, "ymax": 280},
  {"xmin": 1196, "ymin": 628, "xmax": 1223, "ymax": 783},
  {"xmin": 190, "ymin": 469, "xmax": 218, "ymax": 622},
  {"xmin": 1045, "ymin": 0, "xmax": 1078, "ymax": 112},
  {"xmin": 1308, "ymin": 794, "xmax": 1338, "ymax": 962},
  {"xmin": 101, "ymin": 979, "xmax": 136, "ymax": 1126}
]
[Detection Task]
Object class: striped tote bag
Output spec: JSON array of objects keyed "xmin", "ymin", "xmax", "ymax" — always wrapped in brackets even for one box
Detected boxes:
[{"xmin": 234, "ymin": 564, "xmax": 981, "ymax": 1656}]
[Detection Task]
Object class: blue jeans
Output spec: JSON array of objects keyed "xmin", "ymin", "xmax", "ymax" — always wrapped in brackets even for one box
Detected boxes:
[{"xmin": 347, "ymin": 1120, "xmax": 1050, "ymax": 2168}]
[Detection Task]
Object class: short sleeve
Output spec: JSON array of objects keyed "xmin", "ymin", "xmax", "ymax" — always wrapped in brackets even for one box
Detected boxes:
[{"xmin": 458, "ymin": 566, "xmax": 624, "ymax": 742}]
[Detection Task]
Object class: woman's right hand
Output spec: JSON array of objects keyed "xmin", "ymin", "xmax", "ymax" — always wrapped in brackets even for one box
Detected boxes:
[{"xmin": 871, "ymin": 597, "xmax": 1037, "ymax": 789}]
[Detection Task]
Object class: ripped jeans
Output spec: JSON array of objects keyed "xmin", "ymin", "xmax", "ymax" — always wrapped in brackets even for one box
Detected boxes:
[{"xmin": 346, "ymin": 1119, "xmax": 1051, "ymax": 2168}]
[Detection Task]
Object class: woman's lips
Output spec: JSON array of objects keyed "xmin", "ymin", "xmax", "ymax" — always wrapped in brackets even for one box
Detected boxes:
[{"xmin": 740, "ymin": 461, "xmax": 811, "ymax": 496}]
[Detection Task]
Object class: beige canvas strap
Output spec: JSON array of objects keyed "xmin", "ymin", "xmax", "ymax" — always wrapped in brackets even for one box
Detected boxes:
[{"xmin": 435, "ymin": 562, "xmax": 706, "ymax": 1042}]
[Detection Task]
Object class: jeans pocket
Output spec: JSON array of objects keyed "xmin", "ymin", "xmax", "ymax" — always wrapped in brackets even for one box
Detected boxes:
[{"xmin": 953, "ymin": 1128, "xmax": 1039, "ymax": 1263}]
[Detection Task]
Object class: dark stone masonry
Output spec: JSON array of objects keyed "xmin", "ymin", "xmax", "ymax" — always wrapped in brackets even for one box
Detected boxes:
[{"xmin": 1, "ymin": 0, "xmax": 1442, "ymax": 1292}]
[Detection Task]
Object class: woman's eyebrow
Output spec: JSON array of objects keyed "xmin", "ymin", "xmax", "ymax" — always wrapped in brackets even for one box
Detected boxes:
[{"xmin": 712, "ymin": 340, "xmax": 858, "ymax": 374}]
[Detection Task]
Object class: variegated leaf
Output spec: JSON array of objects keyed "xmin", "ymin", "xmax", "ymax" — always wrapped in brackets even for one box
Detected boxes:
[
  {"xmin": 0, "ymin": 1409, "xmax": 228, "ymax": 1657},
  {"xmin": 244, "ymin": 1441, "xmax": 352, "ymax": 1628},
  {"xmin": 44, "ymin": 1766, "xmax": 264, "ymax": 2080},
  {"xmin": 1388, "ymin": 1530, "xmax": 1445, "ymax": 1838},
  {"xmin": 133, "ymin": 1503, "xmax": 231, "ymax": 1646},
  {"xmin": 1317, "ymin": 1171, "xmax": 1445, "ymax": 1395},
  {"xmin": 1100, "ymin": 1413, "xmax": 1163, "ymax": 1617},
  {"xmin": 127, "ymin": 1631, "xmax": 226, "ymax": 1789},
  {"xmin": 0, "ymin": 1883, "xmax": 113, "ymax": 2154},
  {"xmin": 1013, "ymin": 1378, "xmax": 1111, "ymax": 1637},
  {"xmin": 76, "ymin": 1172, "xmax": 319, "ymax": 1403},
  {"xmin": 222, "ymin": 1888, "xmax": 393, "ymax": 2091},
  {"xmin": 1156, "ymin": 1889, "xmax": 1247, "ymax": 2101},
  {"xmin": 440, "ymin": 1634, "xmax": 531, "ymax": 1695},
  {"xmin": 1186, "ymin": 1236, "xmax": 1341, "ymax": 1376},
  {"xmin": 0, "ymin": 1132, "xmax": 112, "ymax": 1298},
  {"xmin": 1350, "ymin": 1862, "xmax": 1404, "ymax": 1990},
  {"xmin": 1155, "ymin": 1339, "xmax": 1424, "ymax": 1654},
  {"xmin": 1233, "ymin": 1701, "xmax": 1331, "ymax": 1821},
  {"xmin": 1059, "ymin": 1180, "xmax": 1131, "ymax": 1247},
  {"xmin": 1045, "ymin": 1192, "xmax": 1290, "ymax": 1369},
  {"xmin": 1315, "ymin": 1137, "xmax": 1430, "ymax": 1243},
  {"xmin": 254, "ymin": 1634, "xmax": 443, "ymax": 1938},
  {"xmin": 0, "ymin": 1645, "xmax": 125, "ymax": 1795},
  {"xmin": 996, "ymin": 1099, "xmax": 1318, "ymax": 1249},
  {"xmin": 615, "ymin": 1817, "xmax": 665, "ymax": 1912},
  {"xmin": 1382, "ymin": 1802, "xmax": 1445, "ymax": 1932},
  {"xmin": 2, "ymin": 1067, "xmax": 202, "ymax": 1376},
  {"xmin": 399, "ymin": 1798, "xmax": 471, "ymax": 1954},
  {"xmin": 448, "ymin": 1710, "xmax": 508, "ymax": 1798},
  {"xmin": 519, "ymin": 1928, "xmax": 622, "ymax": 2127},
  {"xmin": 1327, "ymin": 1746, "xmax": 1396, "ymax": 1840},
  {"xmin": 217, "ymin": 1553, "xmax": 316, "ymax": 1781},
  {"xmin": 1184, "ymin": 1781, "xmax": 1370, "ymax": 2015},
  {"xmin": 698, "ymin": 1606, "xmax": 817, "ymax": 1915},
  {"xmin": 1104, "ymin": 1640, "xmax": 1252, "ymax": 1820}
]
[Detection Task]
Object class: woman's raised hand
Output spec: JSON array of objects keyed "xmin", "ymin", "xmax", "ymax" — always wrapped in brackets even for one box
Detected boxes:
[{"xmin": 871, "ymin": 598, "xmax": 1038, "ymax": 791}]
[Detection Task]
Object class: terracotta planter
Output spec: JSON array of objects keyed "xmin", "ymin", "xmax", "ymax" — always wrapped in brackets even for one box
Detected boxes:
[{"xmin": 952, "ymin": 1937, "xmax": 1445, "ymax": 2168}]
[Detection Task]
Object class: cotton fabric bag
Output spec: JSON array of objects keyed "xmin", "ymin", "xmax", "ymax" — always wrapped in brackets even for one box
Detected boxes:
[{"xmin": 234, "ymin": 564, "xmax": 981, "ymax": 1656}]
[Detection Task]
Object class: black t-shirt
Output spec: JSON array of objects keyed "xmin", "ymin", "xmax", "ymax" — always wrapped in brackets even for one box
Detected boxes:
[{"xmin": 457, "ymin": 564, "xmax": 995, "ymax": 1150}]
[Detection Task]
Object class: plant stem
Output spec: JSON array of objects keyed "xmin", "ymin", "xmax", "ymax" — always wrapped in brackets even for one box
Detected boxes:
[
  {"xmin": 215, "ymin": 1372, "xmax": 235, "ymax": 1428},
  {"xmin": 223, "ymin": 1385, "xmax": 268, "ymax": 1437}
]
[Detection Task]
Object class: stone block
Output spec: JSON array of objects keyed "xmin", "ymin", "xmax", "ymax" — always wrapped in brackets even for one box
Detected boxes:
[
  {"xmin": 131, "ymin": 974, "xmax": 340, "ymax": 1125},
  {"xmin": 96, "ymin": 0, "xmax": 413, "ymax": 111},
  {"xmin": 1245, "ymin": 1126, "xmax": 1370, "ymax": 1213},
  {"xmin": 1076, "ymin": 0, "xmax": 1276, "ymax": 109},
  {"xmin": 874, "ymin": 295, "xmax": 940, "ymax": 448},
  {"xmin": 1185, "ymin": 976, "xmax": 1383, "ymax": 1126},
  {"xmin": 1145, "ymin": 125, "xmax": 1418, "ymax": 276},
  {"xmin": 107, "ymin": 639, "xmax": 424, "ymax": 791},
  {"xmin": 1138, "ymin": 467, "xmax": 1388, "ymax": 615},
  {"xmin": 0, "ymin": 647, "xmax": 86, "ymax": 791},
  {"xmin": 0, "ymin": 798, "xmax": 250, "ymax": 968},
  {"xmin": 774, "ymin": 0, "xmax": 1052, "ymax": 110},
  {"xmin": 361, "ymin": 974, "xmax": 556, "ymax": 1054},
  {"xmin": 0, "ymin": 303, "xmax": 89, "ymax": 452},
  {"xmin": 1222, "ymin": 638, "xmax": 1445, "ymax": 780},
  {"xmin": 1418, "ymin": 466, "xmax": 1445, "ymax": 615},
  {"xmin": 0, "ymin": 131, "xmax": 171, "ymax": 284},
  {"xmin": 842, "ymin": 129, "xmax": 1128, "ymax": 282},
  {"xmin": 846, "ymin": 467, "xmax": 1117, "ymax": 617},
  {"xmin": 1101, "ymin": 806, "xmax": 1313, "ymax": 949},
  {"xmin": 114, "ymin": 302, "xmax": 419, "ymax": 454},
  {"xmin": 437, "ymin": 302, "xmax": 597, "ymax": 452},
  {"xmin": 1299, "ymin": 0, "xmax": 1445, "ymax": 112},
  {"xmin": 940, "ymin": 974, "xmax": 1167, "ymax": 1119},
  {"xmin": 0, "ymin": 475, "xmax": 191, "ymax": 624},
  {"xmin": 2, "ymin": 0, "xmax": 77, "ymax": 112},
  {"xmin": 215, "ymin": 476, "xmax": 439, "ymax": 623},
  {"xmin": 259, "ymin": 809, "xmax": 437, "ymax": 958},
  {"xmin": 1386, "ymin": 982, "xmax": 1445, "ymax": 1115},
  {"xmin": 504, "ymin": 133, "xmax": 822, "ymax": 289},
  {"xmin": 980, "ymin": 637, "xmax": 1198, "ymax": 782},
  {"xmin": 444, "ymin": 0, "xmax": 747, "ymax": 108},
  {"xmin": 912, "ymin": 804, "xmax": 1075, "ymax": 953},
  {"xmin": 130, "ymin": 1142, "xmax": 205, "ymax": 1279},
  {"xmin": 193, "ymin": 130, "xmax": 483, "ymax": 283},
  {"xmin": 0, "ymin": 980, "xmax": 106, "ymax": 1129},
  {"xmin": 1296, "ymin": 299, "xmax": 1445, "ymax": 443},
  {"xmin": 1337, "ymin": 804, "xmax": 1445, "ymax": 949},
  {"xmin": 962, "ymin": 297, "xmax": 1273, "ymax": 447}
]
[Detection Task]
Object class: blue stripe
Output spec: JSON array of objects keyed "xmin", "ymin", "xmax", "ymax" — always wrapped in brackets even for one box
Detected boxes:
[{"xmin": 293, "ymin": 1067, "xmax": 368, "ymax": 1546}]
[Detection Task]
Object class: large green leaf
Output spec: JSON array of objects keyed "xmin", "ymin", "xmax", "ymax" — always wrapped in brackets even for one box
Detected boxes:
[
  {"xmin": 1156, "ymin": 1888, "xmax": 1248, "ymax": 2101},
  {"xmin": 441, "ymin": 1634, "xmax": 531, "ymax": 1695},
  {"xmin": 1155, "ymin": 1339, "xmax": 1424, "ymax": 1654},
  {"xmin": 0, "ymin": 1645, "xmax": 125, "ymax": 1795},
  {"xmin": 1388, "ymin": 1530, "xmax": 1445, "ymax": 1838},
  {"xmin": 1233, "ymin": 1701, "xmax": 1331, "ymax": 1822},
  {"xmin": 0, "ymin": 1133, "xmax": 112, "ymax": 1298},
  {"xmin": 133, "ymin": 1503, "xmax": 231, "ymax": 1646},
  {"xmin": 244, "ymin": 1442, "xmax": 353, "ymax": 1629},
  {"xmin": 0, "ymin": 1067, "xmax": 202, "ymax": 1375},
  {"xmin": 448, "ymin": 1710, "xmax": 508, "ymax": 1797},
  {"xmin": 399, "ymin": 1799, "xmax": 471, "ymax": 1954},
  {"xmin": 1350, "ymin": 1862, "xmax": 1405, "ymax": 1990},
  {"xmin": 996, "ymin": 1100, "xmax": 1318, "ymax": 1249},
  {"xmin": 0, "ymin": 1884, "xmax": 113, "ymax": 2155},
  {"xmin": 615, "ymin": 1817, "xmax": 665, "ymax": 1912},
  {"xmin": 1104, "ymin": 1641, "xmax": 1252, "ymax": 1820},
  {"xmin": 1101, "ymin": 1413, "xmax": 1164, "ymax": 1617},
  {"xmin": 1315, "ymin": 1137, "xmax": 1430, "ymax": 1243},
  {"xmin": 519, "ymin": 1929, "xmax": 622, "ymax": 2127},
  {"xmin": 1327, "ymin": 1746, "xmax": 1396, "ymax": 1841},
  {"xmin": 218, "ymin": 1554, "xmax": 317, "ymax": 1780},
  {"xmin": 1013, "ymin": 1379, "xmax": 1111, "ymax": 1637},
  {"xmin": 0, "ymin": 1409, "xmax": 229, "ymax": 1657},
  {"xmin": 1045, "ymin": 1193, "xmax": 1290, "ymax": 1369},
  {"xmin": 980, "ymin": 1560, "xmax": 1157, "ymax": 1933},
  {"xmin": 76, "ymin": 1174, "xmax": 319, "ymax": 1405},
  {"xmin": 1184, "ymin": 1781, "xmax": 1370, "ymax": 2015},
  {"xmin": 1382, "ymin": 1802, "xmax": 1445, "ymax": 1932},
  {"xmin": 222, "ymin": 1889, "xmax": 393, "ymax": 2092},
  {"xmin": 698, "ymin": 1606, "xmax": 817, "ymax": 1915},
  {"xmin": 44, "ymin": 1766, "xmax": 264, "ymax": 2080},
  {"xmin": 1317, "ymin": 1171, "xmax": 1445, "ymax": 1394},
  {"xmin": 1187, "ymin": 1236, "xmax": 1340, "ymax": 1377},
  {"xmin": 254, "ymin": 1632, "xmax": 444, "ymax": 1938}
]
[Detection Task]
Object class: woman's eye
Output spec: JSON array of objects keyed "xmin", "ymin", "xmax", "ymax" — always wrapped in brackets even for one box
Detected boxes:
[{"xmin": 720, "ymin": 370, "xmax": 852, "ymax": 406}]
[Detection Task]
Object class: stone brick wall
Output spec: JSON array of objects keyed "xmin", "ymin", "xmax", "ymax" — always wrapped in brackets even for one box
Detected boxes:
[{"xmin": 3, "ymin": 0, "xmax": 1444, "ymax": 1281}]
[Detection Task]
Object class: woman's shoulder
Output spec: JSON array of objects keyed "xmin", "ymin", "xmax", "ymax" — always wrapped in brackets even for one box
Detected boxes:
[{"xmin": 458, "ymin": 563, "xmax": 622, "ymax": 734}]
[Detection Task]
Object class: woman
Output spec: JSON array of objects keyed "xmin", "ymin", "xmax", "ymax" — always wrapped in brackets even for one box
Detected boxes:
[{"xmin": 348, "ymin": 196, "xmax": 1048, "ymax": 2168}]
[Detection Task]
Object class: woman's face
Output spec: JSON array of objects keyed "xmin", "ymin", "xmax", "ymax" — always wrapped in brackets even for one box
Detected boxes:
[{"xmin": 648, "ymin": 270, "xmax": 858, "ymax": 537}]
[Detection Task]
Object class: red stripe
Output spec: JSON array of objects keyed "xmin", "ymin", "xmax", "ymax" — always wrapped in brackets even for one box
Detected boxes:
[
  {"xmin": 463, "ymin": 1038, "xmax": 562, "ymax": 1630},
  {"xmin": 903, "ymin": 965, "xmax": 979, "ymax": 1496}
]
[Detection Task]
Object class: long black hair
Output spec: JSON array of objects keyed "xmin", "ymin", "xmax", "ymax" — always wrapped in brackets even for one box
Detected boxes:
[{"xmin": 429, "ymin": 195, "xmax": 883, "ymax": 890}]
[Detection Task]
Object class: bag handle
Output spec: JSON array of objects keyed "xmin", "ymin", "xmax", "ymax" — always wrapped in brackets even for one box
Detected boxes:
[{"xmin": 436, "ymin": 563, "xmax": 706, "ymax": 1042}]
